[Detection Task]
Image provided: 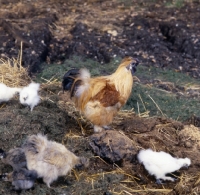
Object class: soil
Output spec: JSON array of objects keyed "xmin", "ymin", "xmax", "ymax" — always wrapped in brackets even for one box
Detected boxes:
[
  {"xmin": 0, "ymin": 0, "xmax": 200, "ymax": 195},
  {"xmin": 0, "ymin": 0, "xmax": 200, "ymax": 78},
  {"xmin": 0, "ymin": 84, "xmax": 199, "ymax": 195}
]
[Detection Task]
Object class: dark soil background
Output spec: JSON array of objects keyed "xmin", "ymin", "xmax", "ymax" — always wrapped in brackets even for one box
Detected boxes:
[
  {"xmin": 0, "ymin": 0, "xmax": 200, "ymax": 195},
  {"xmin": 0, "ymin": 0, "xmax": 200, "ymax": 77}
]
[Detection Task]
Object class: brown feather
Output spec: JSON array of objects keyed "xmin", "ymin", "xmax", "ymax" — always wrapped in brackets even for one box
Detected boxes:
[{"xmin": 91, "ymin": 82, "xmax": 120, "ymax": 107}]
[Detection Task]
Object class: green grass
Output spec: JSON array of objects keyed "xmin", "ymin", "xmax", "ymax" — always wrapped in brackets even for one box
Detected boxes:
[
  {"xmin": 35, "ymin": 55, "xmax": 200, "ymax": 122},
  {"xmin": 125, "ymin": 83, "xmax": 200, "ymax": 121},
  {"xmin": 35, "ymin": 56, "xmax": 120, "ymax": 83},
  {"xmin": 135, "ymin": 65, "xmax": 200, "ymax": 86},
  {"xmin": 165, "ymin": 0, "xmax": 186, "ymax": 8},
  {"xmin": 126, "ymin": 65, "xmax": 200, "ymax": 121}
]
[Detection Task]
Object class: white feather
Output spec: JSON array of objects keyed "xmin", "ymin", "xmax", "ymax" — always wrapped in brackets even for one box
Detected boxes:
[
  {"xmin": 137, "ymin": 149, "xmax": 191, "ymax": 182},
  {"xmin": 0, "ymin": 83, "xmax": 22, "ymax": 103},
  {"xmin": 79, "ymin": 68, "xmax": 91, "ymax": 80},
  {"xmin": 75, "ymin": 68, "xmax": 90, "ymax": 97},
  {"xmin": 20, "ymin": 83, "xmax": 40, "ymax": 111}
]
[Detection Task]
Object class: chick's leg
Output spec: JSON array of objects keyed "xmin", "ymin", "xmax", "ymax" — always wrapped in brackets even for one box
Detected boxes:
[
  {"xmin": 156, "ymin": 176, "xmax": 175, "ymax": 184},
  {"xmin": 156, "ymin": 179, "xmax": 165, "ymax": 185},
  {"xmin": 43, "ymin": 177, "xmax": 52, "ymax": 188}
]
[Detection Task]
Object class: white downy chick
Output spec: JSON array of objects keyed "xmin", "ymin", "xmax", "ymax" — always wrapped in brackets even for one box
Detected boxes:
[
  {"xmin": 22, "ymin": 134, "xmax": 89, "ymax": 188},
  {"xmin": 20, "ymin": 82, "xmax": 40, "ymax": 111},
  {"xmin": 137, "ymin": 149, "xmax": 191, "ymax": 184},
  {"xmin": 0, "ymin": 83, "xmax": 22, "ymax": 103}
]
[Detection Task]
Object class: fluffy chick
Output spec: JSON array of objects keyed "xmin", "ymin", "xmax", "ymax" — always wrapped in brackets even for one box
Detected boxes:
[
  {"xmin": 0, "ymin": 83, "xmax": 22, "ymax": 103},
  {"xmin": 19, "ymin": 82, "xmax": 40, "ymax": 111},
  {"xmin": 0, "ymin": 168, "xmax": 37, "ymax": 191},
  {"xmin": 0, "ymin": 148, "xmax": 26, "ymax": 170},
  {"xmin": 137, "ymin": 149, "xmax": 191, "ymax": 184},
  {"xmin": 23, "ymin": 134, "xmax": 89, "ymax": 187}
]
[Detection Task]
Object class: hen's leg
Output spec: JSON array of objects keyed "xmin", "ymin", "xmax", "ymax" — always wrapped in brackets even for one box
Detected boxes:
[{"xmin": 94, "ymin": 125, "xmax": 104, "ymax": 133}]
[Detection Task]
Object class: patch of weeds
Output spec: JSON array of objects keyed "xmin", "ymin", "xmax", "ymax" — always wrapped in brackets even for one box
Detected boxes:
[
  {"xmin": 124, "ymin": 83, "xmax": 200, "ymax": 121},
  {"xmin": 165, "ymin": 0, "xmax": 186, "ymax": 8},
  {"xmin": 35, "ymin": 55, "xmax": 122, "ymax": 82},
  {"xmin": 125, "ymin": 65, "xmax": 200, "ymax": 121},
  {"xmin": 117, "ymin": 0, "xmax": 134, "ymax": 7},
  {"xmin": 135, "ymin": 65, "xmax": 200, "ymax": 86}
]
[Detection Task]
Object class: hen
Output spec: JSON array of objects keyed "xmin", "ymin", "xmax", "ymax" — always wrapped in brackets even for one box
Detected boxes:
[{"xmin": 62, "ymin": 57, "xmax": 139, "ymax": 133}]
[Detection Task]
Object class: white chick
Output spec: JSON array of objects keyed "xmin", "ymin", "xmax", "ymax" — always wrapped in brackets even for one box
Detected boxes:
[
  {"xmin": 0, "ymin": 148, "xmax": 26, "ymax": 170},
  {"xmin": 22, "ymin": 134, "xmax": 89, "ymax": 188},
  {"xmin": 0, "ymin": 168, "xmax": 38, "ymax": 191},
  {"xmin": 137, "ymin": 149, "xmax": 191, "ymax": 184},
  {"xmin": 19, "ymin": 82, "xmax": 40, "ymax": 111},
  {"xmin": 0, "ymin": 83, "xmax": 22, "ymax": 103}
]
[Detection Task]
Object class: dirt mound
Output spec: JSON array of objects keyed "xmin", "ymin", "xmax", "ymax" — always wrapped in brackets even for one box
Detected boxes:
[
  {"xmin": 90, "ymin": 130, "xmax": 137, "ymax": 164},
  {"xmin": 0, "ymin": 1, "xmax": 200, "ymax": 78}
]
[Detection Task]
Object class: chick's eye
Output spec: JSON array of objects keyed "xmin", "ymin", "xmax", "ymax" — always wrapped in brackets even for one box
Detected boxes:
[{"xmin": 23, "ymin": 97, "xmax": 27, "ymax": 101}]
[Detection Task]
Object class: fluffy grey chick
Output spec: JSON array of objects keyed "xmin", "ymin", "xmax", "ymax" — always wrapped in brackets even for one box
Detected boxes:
[
  {"xmin": 23, "ymin": 134, "xmax": 89, "ymax": 188},
  {"xmin": 0, "ymin": 168, "xmax": 37, "ymax": 190},
  {"xmin": 0, "ymin": 148, "xmax": 26, "ymax": 170},
  {"xmin": 137, "ymin": 149, "xmax": 191, "ymax": 184}
]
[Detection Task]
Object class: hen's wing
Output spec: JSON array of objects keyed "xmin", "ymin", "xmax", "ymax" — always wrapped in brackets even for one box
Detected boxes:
[{"xmin": 91, "ymin": 82, "xmax": 121, "ymax": 107}]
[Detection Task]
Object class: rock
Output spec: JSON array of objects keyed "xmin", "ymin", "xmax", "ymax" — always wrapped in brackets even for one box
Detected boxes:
[{"xmin": 90, "ymin": 130, "xmax": 136, "ymax": 165}]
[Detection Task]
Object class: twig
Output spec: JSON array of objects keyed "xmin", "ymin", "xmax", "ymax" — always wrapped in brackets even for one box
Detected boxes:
[
  {"xmin": 138, "ymin": 94, "xmax": 147, "ymax": 111},
  {"xmin": 148, "ymin": 94, "xmax": 166, "ymax": 117}
]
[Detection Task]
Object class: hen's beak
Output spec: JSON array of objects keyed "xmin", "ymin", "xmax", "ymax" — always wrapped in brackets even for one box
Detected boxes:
[{"xmin": 129, "ymin": 58, "xmax": 140, "ymax": 75}]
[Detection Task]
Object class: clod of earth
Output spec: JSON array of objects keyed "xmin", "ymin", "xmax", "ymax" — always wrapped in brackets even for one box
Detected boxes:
[{"xmin": 89, "ymin": 130, "xmax": 137, "ymax": 165}]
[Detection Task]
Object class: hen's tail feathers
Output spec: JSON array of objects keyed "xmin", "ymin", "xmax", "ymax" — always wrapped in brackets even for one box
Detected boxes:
[
  {"xmin": 62, "ymin": 68, "xmax": 80, "ymax": 91},
  {"xmin": 22, "ymin": 134, "xmax": 47, "ymax": 155},
  {"xmin": 70, "ymin": 79, "xmax": 83, "ymax": 98},
  {"xmin": 62, "ymin": 68, "xmax": 91, "ymax": 98}
]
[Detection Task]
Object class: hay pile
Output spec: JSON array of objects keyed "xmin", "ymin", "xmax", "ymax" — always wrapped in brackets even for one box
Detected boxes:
[{"xmin": 0, "ymin": 57, "xmax": 31, "ymax": 87}]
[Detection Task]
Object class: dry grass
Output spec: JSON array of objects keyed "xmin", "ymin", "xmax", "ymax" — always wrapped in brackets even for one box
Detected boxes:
[
  {"xmin": 0, "ymin": 56, "xmax": 31, "ymax": 87},
  {"xmin": 179, "ymin": 125, "xmax": 200, "ymax": 148}
]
